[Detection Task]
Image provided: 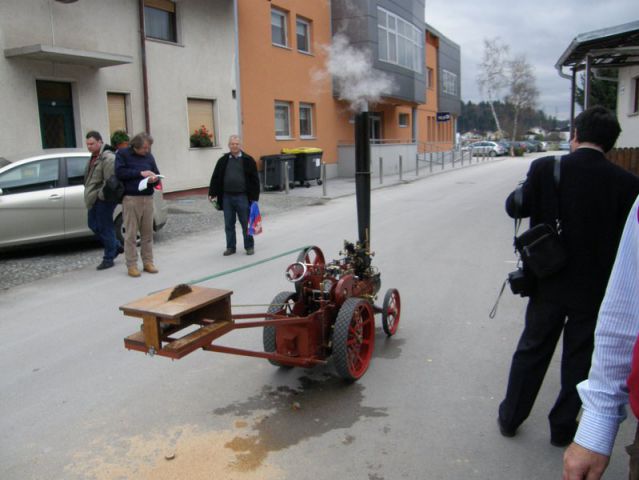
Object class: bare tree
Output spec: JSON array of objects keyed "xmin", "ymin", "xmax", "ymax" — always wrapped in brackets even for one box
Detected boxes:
[
  {"xmin": 477, "ymin": 38, "xmax": 509, "ymax": 136},
  {"xmin": 506, "ymin": 55, "xmax": 539, "ymax": 141}
]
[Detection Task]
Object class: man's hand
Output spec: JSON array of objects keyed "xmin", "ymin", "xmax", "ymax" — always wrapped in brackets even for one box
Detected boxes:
[
  {"xmin": 563, "ymin": 442, "xmax": 609, "ymax": 480},
  {"xmin": 208, "ymin": 195, "xmax": 216, "ymax": 202}
]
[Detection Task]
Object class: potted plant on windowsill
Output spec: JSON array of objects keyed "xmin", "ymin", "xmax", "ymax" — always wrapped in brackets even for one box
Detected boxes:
[{"xmin": 190, "ymin": 125, "xmax": 214, "ymax": 148}]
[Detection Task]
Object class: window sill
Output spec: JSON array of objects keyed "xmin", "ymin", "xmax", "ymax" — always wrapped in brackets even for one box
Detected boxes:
[
  {"xmin": 272, "ymin": 43, "xmax": 291, "ymax": 51},
  {"xmin": 276, "ymin": 136, "xmax": 293, "ymax": 141},
  {"xmin": 146, "ymin": 37, "xmax": 184, "ymax": 48},
  {"xmin": 298, "ymin": 50, "xmax": 314, "ymax": 56},
  {"xmin": 189, "ymin": 146, "xmax": 220, "ymax": 151},
  {"xmin": 300, "ymin": 136, "xmax": 316, "ymax": 140}
]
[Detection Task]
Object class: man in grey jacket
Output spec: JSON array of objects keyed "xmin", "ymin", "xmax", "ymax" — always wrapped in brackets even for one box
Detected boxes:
[{"xmin": 84, "ymin": 131, "xmax": 122, "ymax": 270}]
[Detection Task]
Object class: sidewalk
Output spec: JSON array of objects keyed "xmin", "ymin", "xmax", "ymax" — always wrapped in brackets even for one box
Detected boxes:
[{"xmin": 165, "ymin": 153, "xmax": 514, "ymax": 213}]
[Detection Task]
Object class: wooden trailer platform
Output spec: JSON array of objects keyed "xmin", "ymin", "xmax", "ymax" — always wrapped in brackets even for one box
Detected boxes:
[{"xmin": 120, "ymin": 284, "xmax": 234, "ymax": 359}]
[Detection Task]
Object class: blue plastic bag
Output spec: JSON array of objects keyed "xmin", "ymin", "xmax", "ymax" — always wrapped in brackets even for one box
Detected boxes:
[{"xmin": 248, "ymin": 202, "xmax": 262, "ymax": 236}]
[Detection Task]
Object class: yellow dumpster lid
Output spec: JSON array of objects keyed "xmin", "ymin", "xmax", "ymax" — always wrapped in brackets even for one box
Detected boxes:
[{"xmin": 281, "ymin": 147, "xmax": 323, "ymax": 154}]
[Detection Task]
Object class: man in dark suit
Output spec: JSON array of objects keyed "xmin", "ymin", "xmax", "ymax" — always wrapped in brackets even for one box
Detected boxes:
[
  {"xmin": 497, "ymin": 106, "xmax": 639, "ymax": 447},
  {"xmin": 208, "ymin": 135, "xmax": 260, "ymax": 256}
]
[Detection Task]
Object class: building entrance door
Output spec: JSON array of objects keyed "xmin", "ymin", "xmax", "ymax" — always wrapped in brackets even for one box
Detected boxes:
[{"xmin": 36, "ymin": 80, "xmax": 76, "ymax": 149}]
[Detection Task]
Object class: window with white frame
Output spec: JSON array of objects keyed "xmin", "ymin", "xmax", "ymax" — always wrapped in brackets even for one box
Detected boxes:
[
  {"xmin": 442, "ymin": 69, "xmax": 457, "ymax": 96},
  {"xmin": 271, "ymin": 8, "xmax": 288, "ymax": 47},
  {"xmin": 275, "ymin": 101, "xmax": 292, "ymax": 138},
  {"xmin": 377, "ymin": 7, "xmax": 423, "ymax": 73},
  {"xmin": 296, "ymin": 17, "xmax": 311, "ymax": 53},
  {"xmin": 398, "ymin": 113, "xmax": 409, "ymax": 128},
  {"xmin": 187, "ymin": 98, "xmax": 217, "ymax": 147},
  {"xmin": 144, "ymin": 0, "xmax": 177, "ymax": 43},
  {"xmin": 299, "ymin": 103, "xmax": 314, "ymax": 137}
]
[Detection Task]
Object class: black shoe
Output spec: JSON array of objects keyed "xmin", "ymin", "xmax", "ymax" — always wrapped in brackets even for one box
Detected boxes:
[
  {"xmin": 223, "ymin": 248, "xmax": 236, "ymax": 256},
  {"xmin": 96, "ymin": 261, "xmax": 114, "ymax": 270},
  {"xmin": 114, "ymin": 245, "xmax": 124, "ymax": 259},
  {"xmin": 497, "ymin": 417, "xmax": 517, "ymax": 438},
  {"xmin": 246, "ymin": 248, "xmax": 255, "ymax": 255}
]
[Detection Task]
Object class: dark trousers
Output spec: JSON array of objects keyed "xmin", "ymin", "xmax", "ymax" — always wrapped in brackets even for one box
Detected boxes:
[
  {"xmin": 88, "ymin": 199, "xmax": 119, "ymax": 262},
  {"xmin": 223, "ymin": 193, "xmax": 253, "ymax": 250},
  {"xmin": 498, "ymin": 295, "xmax": 596, "ymax": 439},
  {"xmin": 627, "ymin": 423, "xmax": 639, "ymax": 480}
]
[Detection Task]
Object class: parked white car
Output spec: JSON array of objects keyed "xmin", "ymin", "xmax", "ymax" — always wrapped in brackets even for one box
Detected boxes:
[{"xmin": 0, "ymin": 149, "xmax": 168, "ymax": 249}]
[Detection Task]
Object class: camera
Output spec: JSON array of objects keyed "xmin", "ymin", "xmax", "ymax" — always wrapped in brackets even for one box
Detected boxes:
[{"xmin": 508, "ymin": 268, "xmax": 535, "ymax": 297}]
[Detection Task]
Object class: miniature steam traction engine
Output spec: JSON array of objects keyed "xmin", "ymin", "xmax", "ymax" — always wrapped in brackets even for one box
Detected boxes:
[{"xmin": 120, "ymin": 111, "xmax": 401, "ymax": 381}]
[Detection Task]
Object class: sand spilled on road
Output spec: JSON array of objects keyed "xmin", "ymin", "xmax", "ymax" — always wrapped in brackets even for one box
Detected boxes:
[{"xmin": 65, "ymin": 423, "xmax": 283, "ymax": 480}]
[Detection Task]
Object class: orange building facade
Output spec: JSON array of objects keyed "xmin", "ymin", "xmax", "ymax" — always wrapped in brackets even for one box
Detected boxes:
[{"xmin": 236, "ymin": 0, "xmax": 458, "ymax": 172}]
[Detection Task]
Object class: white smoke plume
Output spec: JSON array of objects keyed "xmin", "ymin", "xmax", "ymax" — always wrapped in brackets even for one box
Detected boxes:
[{"xmin": 318, "ymin": 33, "xmax": 395, "ymax": 112}]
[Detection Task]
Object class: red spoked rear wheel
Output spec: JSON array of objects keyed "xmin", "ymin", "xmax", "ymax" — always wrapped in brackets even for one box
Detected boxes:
[
  {"xmin": 332, "ymin": 298, "xmax": 375, "ymax": 381},
  {"xmin": 381, "ymin": 288, "xmax": 401, "ymax": 337}
]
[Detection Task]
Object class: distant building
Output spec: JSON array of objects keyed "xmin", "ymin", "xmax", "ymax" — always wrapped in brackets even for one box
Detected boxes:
[{"xmin": 555, "ymin": 21, "xmax": 639, "ymax": 149}]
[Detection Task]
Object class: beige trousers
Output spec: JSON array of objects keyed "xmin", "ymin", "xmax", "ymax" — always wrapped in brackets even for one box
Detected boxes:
[{"xmin": 122, "ymin": 195, "xmax": 154, "ymax": 267}]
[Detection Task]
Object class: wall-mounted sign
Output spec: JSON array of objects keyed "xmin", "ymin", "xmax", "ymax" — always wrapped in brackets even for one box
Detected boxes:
[{"xmin": 436, "ymin": 112, "xmax": 451, "ymax": 122}]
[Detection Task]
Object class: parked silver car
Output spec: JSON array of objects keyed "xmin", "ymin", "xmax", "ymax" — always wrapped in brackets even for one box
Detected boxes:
[
  {"xmin": 468, "ymin": 141, "xmax": 507, "ymax": 157},
  {"xmin": 0, "ymin": 149, "xmax": 168, "ymax": 249}
]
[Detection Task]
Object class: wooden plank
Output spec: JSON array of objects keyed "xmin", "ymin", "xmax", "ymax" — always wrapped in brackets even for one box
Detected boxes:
[
  {"xmin": 120, "ymin": 286, "xmax": 233, "ymax": 320},
  {"xmin": 162, "ymin": 321, "xmax": 232, "ymax": 358},
  {"xmin": 142, "ymin": 315, "xmax": 162, "ymax": 351}
]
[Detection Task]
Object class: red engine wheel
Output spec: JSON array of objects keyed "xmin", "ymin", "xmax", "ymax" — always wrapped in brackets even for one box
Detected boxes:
[
  {"xmin": 263, "ymin": 291, "xmax": 296, "ymax": 367},
  {"xmin": 381, "ymin": 288, "xmax": 401, "ymax": 336},
  {"xmin": 332, "ymin": 298, "xmax": 375, "ymax": 381}
]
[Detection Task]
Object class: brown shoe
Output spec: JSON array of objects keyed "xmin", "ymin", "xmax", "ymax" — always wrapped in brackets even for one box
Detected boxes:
[
  {"xmin": 143, "ymin": 263, "xmax": 159, "ymax": 274},
  {"xmin": 128, "ymin": 266, "xmax": 141, "ymax": 278}
]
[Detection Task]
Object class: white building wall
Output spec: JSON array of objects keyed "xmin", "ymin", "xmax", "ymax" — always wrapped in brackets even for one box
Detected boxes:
[
  {"xmin": 0, "ymin": 0, "xmax": 237, "ymax": 192},
  {"xmin": 0, "ymin": 0, "xmax": 145, "ymax": 155},
  {"xmin": 144, "ymin": 0, "xmax": 237, "ymax": 192},
  {"xmin": 616, "ymin": 65, "xmax": 639, "ymax": 148}
]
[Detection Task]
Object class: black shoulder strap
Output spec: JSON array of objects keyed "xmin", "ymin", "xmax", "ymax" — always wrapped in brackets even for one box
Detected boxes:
[{"xmin": 553, "ymin": 155, "xmax": 562, "ymax": 232}]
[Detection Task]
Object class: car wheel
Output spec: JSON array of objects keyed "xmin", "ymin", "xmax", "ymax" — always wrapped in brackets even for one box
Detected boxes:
[{"xmin": 489, "ymin": 150, "xmax": 497, "ymax": 157}]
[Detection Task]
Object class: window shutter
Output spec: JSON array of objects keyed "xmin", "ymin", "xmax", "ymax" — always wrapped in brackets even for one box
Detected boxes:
[
  {"xmin": 107, "ymin": 93, "xmax": 127, "ymax": 134},
  {"xmin": 188, "ymin": 99, "xmax": 215, "ymax": 143},
  {"xmin": 144, "ymin": 0, "xmax": 175, "ymax": 13}
]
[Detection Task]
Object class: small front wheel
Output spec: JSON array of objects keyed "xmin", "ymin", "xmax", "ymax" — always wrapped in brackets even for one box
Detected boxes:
[
  {"xmin": 263, "ymin": 291, "xmax": 297, "ymax": 367},
  {"xmin": 381, "ymin": 289, "xmax": 401, "ymax": 336}
]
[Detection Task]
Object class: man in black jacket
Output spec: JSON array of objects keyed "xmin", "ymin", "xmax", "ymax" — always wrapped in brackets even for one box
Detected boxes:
[
  {"xmin": 498, "ymin": 106, "xmax": 639, "ymax": 447},
  {"xmin": 208, "ymin": 135, "xmax": 260, "ymax": 256}
]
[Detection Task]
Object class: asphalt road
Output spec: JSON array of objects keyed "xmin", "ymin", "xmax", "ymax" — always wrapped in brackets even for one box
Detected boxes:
[{"xmin": 1, "ymin": 158, "xmax": 632, "ymax": 479}]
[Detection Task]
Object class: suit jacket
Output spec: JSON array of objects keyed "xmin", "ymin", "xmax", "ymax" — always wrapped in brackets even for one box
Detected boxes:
[
  {"xmin": 506, "ymin": 147, "xmax": 639, "ymax": 313},
  {"xmin": 208, "ymin": 151, "xmax": 260, "ymax": 209}
]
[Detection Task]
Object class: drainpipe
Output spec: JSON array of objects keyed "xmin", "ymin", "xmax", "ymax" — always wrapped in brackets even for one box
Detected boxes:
[
  {"xmin": 138, "ymin": 0, "xmax": 151, "ymax": 133},
  {"xmin": 233, "ymin": 0, "xmax": 242, "ymax": 138}
]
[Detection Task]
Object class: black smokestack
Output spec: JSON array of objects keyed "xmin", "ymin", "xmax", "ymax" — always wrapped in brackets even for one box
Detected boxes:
[{"xmin": 354, "ymin": 110, "xmax": 371, "ymax": 248}]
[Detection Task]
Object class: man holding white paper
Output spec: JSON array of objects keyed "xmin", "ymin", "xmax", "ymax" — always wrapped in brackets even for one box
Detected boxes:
[{"xmin": 115, "ymin": 132, "xmax": 161, "ymax": 277}]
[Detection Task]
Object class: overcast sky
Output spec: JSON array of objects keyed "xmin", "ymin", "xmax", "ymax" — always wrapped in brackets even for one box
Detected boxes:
[{"xmin": 424, "ymin": 1, "xmax": 639, "ymax": 120}]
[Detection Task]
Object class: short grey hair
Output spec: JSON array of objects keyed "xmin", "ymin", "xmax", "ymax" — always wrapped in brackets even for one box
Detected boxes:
[
  {"xmin": 130, "ymin": 132, "xmax": 154, "ymax": 150},
  {"xmin": 228, "ymin": 135, "xmax": 241, "ymax": 144}
]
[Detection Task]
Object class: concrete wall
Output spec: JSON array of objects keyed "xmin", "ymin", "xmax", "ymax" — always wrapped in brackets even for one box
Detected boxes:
[
  {"xmin": 337, "ymin": 143, "xmax": 418, "ymax": 177},
  {"xmin": 616, "ymin": 65, "xmax": 639, "ymax": 148}
]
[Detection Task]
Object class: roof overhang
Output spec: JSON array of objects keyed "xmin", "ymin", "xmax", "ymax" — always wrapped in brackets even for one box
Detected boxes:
[
  {"xmin": 555, "ymin": 21, "xmax": 639, "ymax": 78},
  {"xmin": 4, "ymin": 44, "xmax": 133, "ymax": 68}
]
